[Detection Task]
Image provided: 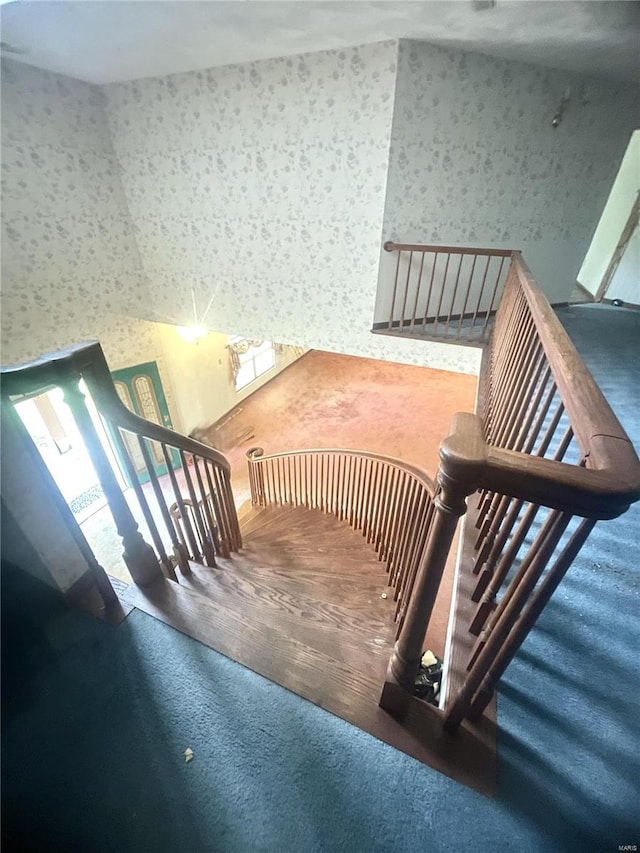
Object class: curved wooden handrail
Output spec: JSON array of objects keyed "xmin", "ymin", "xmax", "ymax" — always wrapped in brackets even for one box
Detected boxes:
[
  {"xmin": 440, "ymin": 413, "xmax": 640, "ymax": 520},
  {"xmin": 246, "ymin": 446, "xmax": 435, "ymax": 495},
  {"xmin": 1, "ymin": 340, "xmax": 231, "ymax": 473}
]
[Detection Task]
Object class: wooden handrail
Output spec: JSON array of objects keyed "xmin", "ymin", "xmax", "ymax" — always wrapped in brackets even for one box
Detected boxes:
[
  {"xmin": 383, "ymin": 241, "xmax": 516, "ymax": 257},
  {"xmin": 246, "ymin": 446, "xmax": 435, "ymax": 495},
  {"xmin": 438, "ymin": 414, "xmax": 640, "ymax": 520},
  {"xmin": 511, "ymin": 254, "xmax": 639, "ymax": 474},
  {"xmin": 2, "ymin": 341, "xmax": 232, "ymax": 474}
]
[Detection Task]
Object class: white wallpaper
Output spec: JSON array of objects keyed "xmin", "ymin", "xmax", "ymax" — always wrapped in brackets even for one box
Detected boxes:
[
  {"xmin": 6, "ymin": 40, "xmax": 634, "ymax": 379},
  {"xmin": 382, "ymin": 40, "xmax": 638, "ymax": 304},
  {"xmin": 1, "ymin": 59, "xmax": 153, "ymax": 366},
  {"xmin": 103, "ymin": 42, "xmax": 479, "ymax": 374}
]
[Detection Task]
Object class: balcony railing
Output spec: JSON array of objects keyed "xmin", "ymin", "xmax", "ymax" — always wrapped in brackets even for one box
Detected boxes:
[
  {"xmin": 378, "ymin": 249, "xmax": 640, "ymax": 729},
  {"xmin": 374, "ymin": 241, "xmax": 514, "ymax": 344}
]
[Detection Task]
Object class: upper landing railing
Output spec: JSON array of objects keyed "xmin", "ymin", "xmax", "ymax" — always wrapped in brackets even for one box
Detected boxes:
[
  {"xmin": 377, "ymin": 246, "xmax": 640, "ymax": 729},
  {"xmin": 375, "ymin": 241, "xmax": 514, "ymax": 344}
]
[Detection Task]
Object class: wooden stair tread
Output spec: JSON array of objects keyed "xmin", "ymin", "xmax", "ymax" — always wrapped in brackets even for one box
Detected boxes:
[
  {"xmin": 123, "ymin": 577, "xmax": 391, "ymax": 719},
  {"xmin": 205, "ymin": 559, "xmax": 394, "ymax": 601},
  {"xmin": 239, "ymin": 504, "xmax": 365, "ymax": 537},
  {"xmin": 183, "ymin": 561, "xmax": 395, "ymax": 629},
  {"xmin": 178, "ymin": 503, "xmax": 398, "ymax": 659}
]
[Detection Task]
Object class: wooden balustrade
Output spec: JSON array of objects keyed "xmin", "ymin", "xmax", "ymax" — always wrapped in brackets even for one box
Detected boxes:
[
  {"xmin": 375, "ymin": 242, "xmax": 514, "ymax": 344},
  {"xmin": 246, "ymin": 447, "xmax": 436, "ymax": 629},
  {"xmin": 377, "ymin": 250, "xmax": 640, "ymax": 729},
  {"xmin": 1, "ymin": 341, "xmax": 241, "ymax": 591},
  {"xmin": 3, "ymin": 247, "xmax": 638, "ymax": 742}
]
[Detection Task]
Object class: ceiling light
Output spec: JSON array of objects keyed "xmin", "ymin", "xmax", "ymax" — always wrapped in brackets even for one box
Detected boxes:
[{"xmin": 177, "ymin": 325, "xmax": 208, "ymax": 343}]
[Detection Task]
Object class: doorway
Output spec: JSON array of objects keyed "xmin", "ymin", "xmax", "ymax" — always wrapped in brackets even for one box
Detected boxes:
[
  {"xmin": 13, "ymin": 383, "xmax": 125, "ymax": 526},
  {"xmin": 110, "ymin": 361, "xmax": 180, "ymax": 485},
  {"xmin": 14, "ymin": 361, "xmax": 179, "ymax": 583}
]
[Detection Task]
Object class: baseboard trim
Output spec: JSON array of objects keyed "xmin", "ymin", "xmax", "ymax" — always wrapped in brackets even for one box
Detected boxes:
[{"xmin": 601, "ymin": 298, "xmax": 640, "ymax": 311}]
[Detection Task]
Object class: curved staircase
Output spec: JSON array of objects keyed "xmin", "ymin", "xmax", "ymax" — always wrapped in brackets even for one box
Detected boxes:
[{"xmin": 124, "ymin": 503, "xmax": 398, "ymax": 716}]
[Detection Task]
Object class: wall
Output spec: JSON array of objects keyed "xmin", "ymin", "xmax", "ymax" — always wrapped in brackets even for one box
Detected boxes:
[
  {"xmin": 1, "ymin": 405, "xmax": 91, "ymax": 593},
  {"xmin": 577, "ymin": 130, "xmax": 640, "ymax": 298},
  {"xmin": 103, "ymin": 41, "xmax": 479, "ymax": 375},
  {"xmin": 156, "ymin": 326, "xmax": 306, "ymax": 435},
  {"xmin": 382, "ymin": 40, "xmax": 638, "ymax": 305},
  {"xmin": 0, "ymin": 59, "xmax": 154, "ymax": 365}
]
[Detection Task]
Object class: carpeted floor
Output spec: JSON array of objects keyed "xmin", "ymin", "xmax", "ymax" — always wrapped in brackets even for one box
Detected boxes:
[{"xmin": 2, "ymin": 305, "xmax": 639, "ymax": 852}]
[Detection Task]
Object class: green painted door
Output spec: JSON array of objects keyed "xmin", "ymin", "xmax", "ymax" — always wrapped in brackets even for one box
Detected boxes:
[{"xmin": 110, "ymin": 361, "xmax": 181, "ymax": 485}]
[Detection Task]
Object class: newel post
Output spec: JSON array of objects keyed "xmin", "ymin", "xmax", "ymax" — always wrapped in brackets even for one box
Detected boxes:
[
  {"xmin": 379, "ymin": 413, "xmax": 483, "ymax": 717},
  {"xmin": 246, "ymin": 447, "xmax": 265, "ymax": 505},
  {"xmin": 62, "ymin": 379, "xmax": 163, "ymax": 587}
]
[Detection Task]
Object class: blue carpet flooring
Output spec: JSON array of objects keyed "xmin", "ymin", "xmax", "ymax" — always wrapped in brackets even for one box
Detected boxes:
[{"xmin": 2, "ymin": 304, "xmax": 639, "ymax": 852}]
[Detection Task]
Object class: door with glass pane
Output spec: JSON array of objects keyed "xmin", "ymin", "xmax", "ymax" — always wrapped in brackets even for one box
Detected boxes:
[{"xmin": 110, "ymin": 361, "xmax": 181, "ymax": 485}]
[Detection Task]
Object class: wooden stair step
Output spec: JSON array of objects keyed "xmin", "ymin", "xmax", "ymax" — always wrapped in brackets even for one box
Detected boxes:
[
  {"xmin": 184, "ymin": 560, "xmax": 394, "ymax": 622},
  {"xmin": 179, "ymin": 564, "xmax": 395, "ymax": 656},
  {"xmin": 239, "ymin": 505, "xmax": 360, "ymax": 537},
  {"xmin": 123, "ymin": 578, "xmax": 392, "ymax": 713}
]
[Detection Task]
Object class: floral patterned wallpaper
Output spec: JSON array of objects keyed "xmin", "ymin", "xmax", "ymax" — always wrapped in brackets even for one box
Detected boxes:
[
  {"xmin": 102, "ymin": 41, "xmax": 480, "ymax": 374},
  {"xmin": 0, "ymin": 59, "xmax": 156, "ymax": 366},
  {"xmin": 8, "ymin": 39, "xmax": 634, "ymax": 377},
  {"xmin": 382, "ymin": 40, "xmax": 638, "ymax": 304}
]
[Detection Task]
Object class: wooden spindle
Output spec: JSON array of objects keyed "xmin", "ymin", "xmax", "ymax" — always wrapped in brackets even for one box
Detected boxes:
[
  {"xmin": 388, "ymin": 249, "xmax": 402, "ymax": 329},
  {"xmin": 432, "ymin": 252, "xmax": 451, "ymax": 336},
  {"xmin": 162, "ymin": 444, "xmax": 199, "ymax": 565},
  {"xmin": 466, "ymin": 517, "xmax": 596, "ymax": 720},
  {"xmin": 137, "ymin": 436, "xmax": 184, "ymax": 577},
  {"xmin": 410, "ymin": 251, "xmax": 426, "ymax": 333},
  {"xmin": 422, "ymin": 252, "xmax": 439, "ymax": 333},
  {"xmin": 179, "ymin": 449, "xmax": 216, "ymax": 566},
  {"xmin": 363, "ymin": 459, "xmax": 376, "ymax": 539},
  {"xmin": 379, "ymin": 467, "xmax": 399, "ymax": 563},
  {"xmin": 445, "ymin": 511, "xmax": 571, "ymax": 730},
  {"xmin": 391, "ymin": 477, "xmax": 417, "ymax": 589},
  {"xmin": 443, "ymin": 254, "xmax": 464, "ymax": 337},
  {"xmin": 479, "ymin": 255, "xmax": 507, "ymax": 339},
  {"xmin": 203, "ymin": 462, "xmax": 231, "ymax": 556},
  {"xmin": 469, "ymin": 255, "xmax": 491, "ymax": 336},
  {"xmin": 456, "ymin": 254, "xmax": 478, "ymax": 337},
  {"xmin": 193, "ymin": 456, "xmax": 222, "ymax": 558}
]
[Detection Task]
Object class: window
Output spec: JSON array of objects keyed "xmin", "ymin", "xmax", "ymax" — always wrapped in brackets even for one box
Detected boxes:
[{"xmin": 233, "ymin": 339, "xmax": 275, "ymax": 391}]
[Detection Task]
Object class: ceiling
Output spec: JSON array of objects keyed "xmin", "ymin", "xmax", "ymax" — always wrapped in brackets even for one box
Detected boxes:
[{"xmin": 1, "ymin": 1, "xmax": 639, "ymax": 86}]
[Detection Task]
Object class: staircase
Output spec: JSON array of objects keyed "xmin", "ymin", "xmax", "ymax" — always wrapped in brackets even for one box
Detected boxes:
[
  {"xmin": 123, "ymin": 503, "xmax": 398, "ymax": 717},
  {"xmin": 5, "ymin": 245, "xmax": 637, "ymax": 793}
]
